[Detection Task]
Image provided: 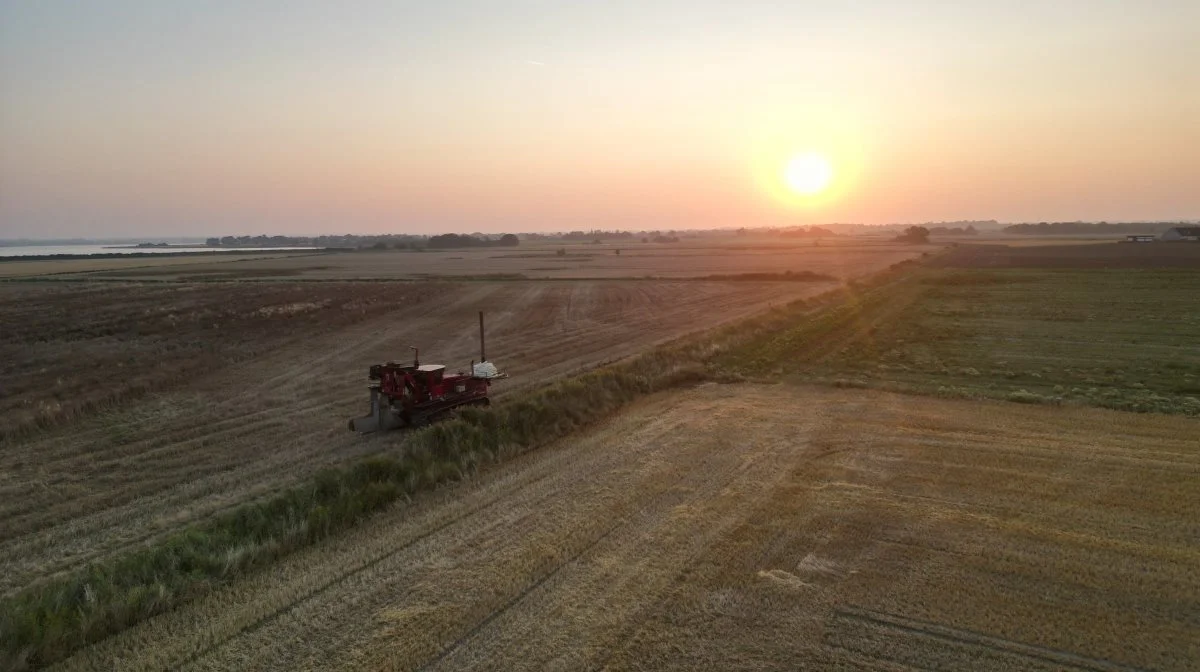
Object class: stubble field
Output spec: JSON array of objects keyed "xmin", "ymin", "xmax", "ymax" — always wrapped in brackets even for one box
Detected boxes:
[
  {"xmin": 0, "ymin": 266, "xmax": 853, "ymax": 599},
  {"xmin": 0, "ymin": 251, "xmax": 322, "ymax": 279},
  {"xmin": 1, "ymin": 238, "xmax": 934, "ymax": 281},
  {"xmin": 5, "ymin": 239, "xmax": 1198, "ymax": 670},
  {"xmin": 50, "ymin": 383, "xmax": 1200, "ymax": 671}
]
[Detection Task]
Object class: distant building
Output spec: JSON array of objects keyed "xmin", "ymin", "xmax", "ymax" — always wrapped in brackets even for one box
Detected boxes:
[
  {"xmin": 1161, "ymin": 227, "xmax": 1200, "ymax": 241},
  {"xmin": 1125, "ymin": 235, "xmax": 1156, "ymax": 243}
]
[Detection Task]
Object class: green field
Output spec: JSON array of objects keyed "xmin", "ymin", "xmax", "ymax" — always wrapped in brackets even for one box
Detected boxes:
[{"xmin": 727, "ymin": 268, "xmax": 1200, "ymax": 415}]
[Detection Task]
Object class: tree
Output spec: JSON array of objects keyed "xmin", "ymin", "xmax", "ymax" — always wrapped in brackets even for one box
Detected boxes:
[
  {"xmin": 498, "ymin": 234, "xmax": 519, "ymax": 246},
  {"xmin": 428, "ymin": 233, "xmax": 482, "ymax": 248},
  {"xmin": 895, "ymin": 226, "xmax": 930, "ymax": 243}
]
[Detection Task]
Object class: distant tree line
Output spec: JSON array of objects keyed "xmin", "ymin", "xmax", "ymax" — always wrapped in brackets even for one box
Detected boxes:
[
  {"xmin": 524, "ymin": 229, "xmax": 688, "ymax": 242},
  {"xmin": 781, "ymin": 221, "xmax": 999, "ymax": 235},
  {"xmin": 204, "ymin": 229, "xmax": 719, "ymax": 249},
  {"xmin": 928, "ymin": 225, "xmax": 978, "ymax": 236},
  {"xmin": 205, "ymin": 233, "xmax": 519, "ymax": 250},
  {"xmin": 427, "ymin": 233, "xmax": 518, "ymax": 248},
  {"xmin": 1002, "ymin": 222, "xmax": 1179, "ymax": 235},
  {"xmin": 205, "ymin": 234, "xmax": 423, "ymax": 248},
  {"xmin": 919, "ymin": 220, "xmax": 997, "ymax": 229},
  {"xmin": 778, "ymin": 226, "xmax": 837, "ymax": 238},
  {"xmin": 558, "ymin": 229, "xmax": 636, "ymax": 241}
]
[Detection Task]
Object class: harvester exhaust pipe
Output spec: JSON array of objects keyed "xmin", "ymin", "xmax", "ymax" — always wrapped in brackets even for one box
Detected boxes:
[{"xmin": 479, "ymin": 311, "xmax": 486, "ymax": 362}]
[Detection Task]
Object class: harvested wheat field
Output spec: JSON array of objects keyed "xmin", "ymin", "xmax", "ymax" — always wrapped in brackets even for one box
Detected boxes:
[
  {"xmin": 0, "ymin": 251, "xmax": 321, "ymax": 279},
  {"xmin": 0, "ymin": 280, "xmax": 831, "ymax": 597},
  {"xmin": 42, "ymin": 239, "xmax": 934, "ymax": 281},
  {"xmin": 51, "ymin": 383, "xmax": 1199, "ymax": 672}
]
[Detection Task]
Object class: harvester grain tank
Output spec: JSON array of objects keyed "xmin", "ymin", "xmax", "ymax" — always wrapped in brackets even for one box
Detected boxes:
[{"xmin": 349, "ymin": 311, "xmax": 505, "ymax": 433}]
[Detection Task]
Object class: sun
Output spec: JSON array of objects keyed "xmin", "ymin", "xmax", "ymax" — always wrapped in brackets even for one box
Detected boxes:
[{"xmin": 783, "ymin": 152, "xmax": 833, "ymax": 196}]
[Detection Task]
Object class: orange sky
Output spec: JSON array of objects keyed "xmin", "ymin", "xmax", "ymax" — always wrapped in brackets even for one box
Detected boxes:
[{"xmin": 2, "ymin": 1, "xmax": 1197, "ymax": 237}]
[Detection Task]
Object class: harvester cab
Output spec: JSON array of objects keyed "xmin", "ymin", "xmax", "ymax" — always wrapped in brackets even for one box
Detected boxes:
[{"xmin": 349, "ymin": 311, "xmax": 506, "ymax": 433}]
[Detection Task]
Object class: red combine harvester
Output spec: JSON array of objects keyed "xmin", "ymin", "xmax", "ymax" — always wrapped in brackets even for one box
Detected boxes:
[{"xmin": 349, "ymin": 311, "xmax": 505, "ymax": 433}]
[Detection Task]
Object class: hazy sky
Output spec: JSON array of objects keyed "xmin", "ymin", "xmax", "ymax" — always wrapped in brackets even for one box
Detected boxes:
[{"xmin": 2, "ymin": 1, "xmax": 1197, "ymax": 237}]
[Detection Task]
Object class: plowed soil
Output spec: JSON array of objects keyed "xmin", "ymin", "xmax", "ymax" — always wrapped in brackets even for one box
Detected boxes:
[
  {"xmin": 0, "ymin": 281, "xmax": 829, "ymax": 596},
  {"xmin": 52, "ymin": 384, "xmax": 1199, "ymax": 672}
]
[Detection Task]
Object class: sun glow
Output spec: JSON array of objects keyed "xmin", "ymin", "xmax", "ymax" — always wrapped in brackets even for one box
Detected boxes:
[
  {"xmin": 747, "ymin": 111, "xmax": 865, "ymax": 211},
  {"xmin": 784, "ymin": 152, "xmax": 833, "ymax": 196}
]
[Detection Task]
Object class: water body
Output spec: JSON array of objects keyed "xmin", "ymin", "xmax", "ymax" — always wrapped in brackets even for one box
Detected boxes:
[{"xmin": 0, "ymin": 245, "xmax": 321, "ymax": 257}]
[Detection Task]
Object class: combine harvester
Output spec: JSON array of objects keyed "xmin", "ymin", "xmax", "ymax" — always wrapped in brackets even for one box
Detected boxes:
[{"xmin": 349, "ymin": 311, "xmax": 506, "ymax": 433}]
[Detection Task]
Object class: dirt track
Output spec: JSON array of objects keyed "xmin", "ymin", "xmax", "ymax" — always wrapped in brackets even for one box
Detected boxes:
[
  {"xmin": 0, "ymin": 281, "xmax": 828, "ymax": 596},
  {"xmin": 53, "ymin": 384, "xmax": 1200, "ymax": 672}
]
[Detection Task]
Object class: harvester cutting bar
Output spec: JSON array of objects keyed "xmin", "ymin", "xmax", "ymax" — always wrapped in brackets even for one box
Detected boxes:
[{"xmin": 350, "ymin": 387, "xmax": 402, "ymax": 433}]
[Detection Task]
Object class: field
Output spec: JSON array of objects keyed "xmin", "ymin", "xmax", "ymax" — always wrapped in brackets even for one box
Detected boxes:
[
  {"xmin": 724, "ymin": 246, "xmax": 1200, "ymax": 416},
  {"xmin": 931, "ymin": 241, "xmax": 1200, "ymax": 268},
  {"xmin": 0, "ymin": 251, "xmax": 322, "ymax": 279},
  {"xmin": 3, "ymin": 239, "xmax": 1198, "ymax": 670},
  {"xmin": 50, "ymin": 384, "xmax": 1200, "ymax": 671},
  {"xmin": 0, "ymin": 278, "xmax": 844, "ymax": 598},
  {"xmin": 1, "ymin": 237, "xmax": 933, "ymax": 281},
  {"xmin": 0, "ymin": 281, "xmax": 464, "ymax": 439}
]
